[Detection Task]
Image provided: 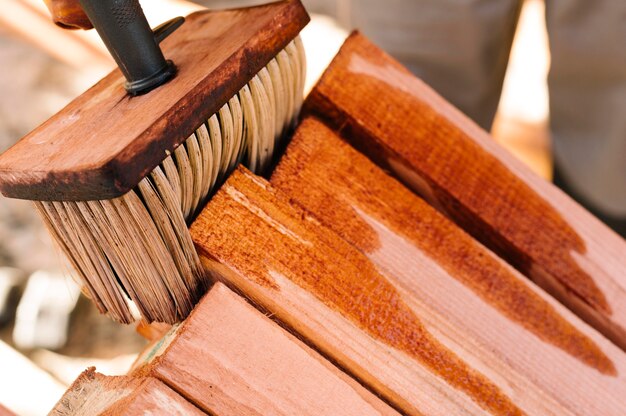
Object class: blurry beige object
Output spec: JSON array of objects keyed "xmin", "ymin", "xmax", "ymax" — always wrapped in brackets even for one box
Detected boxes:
[
  {"xmin": 31, "ymin": 349, "xmax": 137, "ymax": 386},
  {"xmin": 0, "ymin": 340, "xmax": 65, "ymax": 416},
  {"xmin": 12, "ymin": 271, "xmax": 80, "ymax": 350},
  {"xmin": 1, "ymin": 0, "xmax": 203, "ymax": 77},
  {"xmin": 492, "ymin": 0, "xmax": 551, "ymax": 179},
  {"xmin": 300, "ymin": 14, "xmax": 348, "ymax": 93}
]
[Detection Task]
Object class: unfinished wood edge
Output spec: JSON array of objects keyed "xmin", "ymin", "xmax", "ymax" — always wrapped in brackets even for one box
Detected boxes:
[
  {"xmin": 131, "ymin": 323, "xmax": 185, "ymax": 377},
  {"xmin": 139, "ymin": 278, "xmax": 402, "ymax": 415},
  {"xmin": 211, "ymin": 282, "xmax": 401, "ymax": 414},
  {"xmin": 100, "ymin": 377, "xmax": 206, "ymax": 416},
  {"xmin": 49, "ymin": 368, "xmax": 140, "ymax": 416},
  {"xmin": 200, "ymin": 257, "xmax": 411, "ymax": 415}
]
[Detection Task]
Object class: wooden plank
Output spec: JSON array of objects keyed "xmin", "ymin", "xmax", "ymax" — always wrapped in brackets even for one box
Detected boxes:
[
  {"xmin": 302, "ymin": 32, "xmax": 626, "ymax": 351},
  {"xmin": 49, "ymin": 368, "xmax": 205, "ymax": 416},
  {"xmin": 136, "ymin": 282, "xmax": 397, "ymax": 416},
  {"xmin": 0, "ymin": 0, "xmax": 309, "ymax": 201},
  {"xmin": 270, "ymin": 116, "xmax": 626, "ymax": 415},
  {"xmin": 190, "ymin": 168, "xmax": 532, "ymax": 415}
]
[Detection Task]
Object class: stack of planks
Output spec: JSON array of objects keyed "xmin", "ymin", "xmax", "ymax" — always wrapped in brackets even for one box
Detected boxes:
[{"xmin": 50, "ymin": 32, "xmax": 626, "ymax": 415}]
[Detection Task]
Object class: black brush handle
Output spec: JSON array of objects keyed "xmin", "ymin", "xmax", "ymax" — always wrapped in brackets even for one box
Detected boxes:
[{"xmin": 78, "ymin": 0, "xmax": 178, "ymax": 95}]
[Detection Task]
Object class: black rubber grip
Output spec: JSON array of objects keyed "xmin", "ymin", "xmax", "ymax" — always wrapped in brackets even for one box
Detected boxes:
[{"xmin": 78, "ymin": 0, "xmax": 177, "ymax": 95}]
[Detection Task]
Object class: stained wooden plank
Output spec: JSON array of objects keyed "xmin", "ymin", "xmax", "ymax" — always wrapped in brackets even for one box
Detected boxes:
[
  {"xmin": 136, "ymin": 282, "xmax": 397, "ymax": 416},
  {"xmin": 0, "ymin": 0, "xmax": 309, "ymax": 200},
  {"xmin": 192, "ymin": 166, "xmax": 625, "ymax": 415},
  {"xmin": 49, "ymin": 368, "xmax": 205, "ymax": 416},
  {"xmin": 302, "ymin": 32, "xmax": 626, "ymax": 351},
  {"xmin": 270, "ymin": 116, "xmax": 626, "ymax": 415}
]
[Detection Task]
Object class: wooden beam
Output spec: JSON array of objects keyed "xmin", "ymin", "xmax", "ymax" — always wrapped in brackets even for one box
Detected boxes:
[
  {"xmin": 192, "ymin": 166, "xmax": 625, "ymax": 415},
  {"xmin": 302, "ymin": 32, "xmax": 626, "ymax": 351},
  {"xmin": 269, "ymin": 116, "xmax": 626, "ymax": 415},
  {"xmin": 49, "ymin": 368, "xmax": 205, "ymax": 416},
  {"xmin": 135, "ymin": 282, "xmax": 397, "ymax": 416}
]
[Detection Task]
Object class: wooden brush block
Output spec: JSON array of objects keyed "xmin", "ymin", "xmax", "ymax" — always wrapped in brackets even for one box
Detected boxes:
[
  {"xmin": 270, "ymin": 116, "xmax": 626, "ymax": 415},
  {"xmin": 49, "ymin": 368, "xmax": 205, "ymax": 416},
  {"xmin": 135, "ymin": 282, "xmax": 397, "ymax": 416},
  {"xmin": 193, "ymin": 167, "xmax": 525, "ymax": 415},
  {"xmin": 0, "ymin": 0, "xmax": 309, "ymax": 201},
  {"xmin": 302, "ymin": 32, "xmax": 626, "ymax": 351}
]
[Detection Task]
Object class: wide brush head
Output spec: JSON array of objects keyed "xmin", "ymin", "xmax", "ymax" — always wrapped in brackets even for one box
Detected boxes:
[
  {"xmin": 0, "ymin": 0, "xmax": 309, "ymax": 324},
  {"xmin": 0, "ymin": 0, "xmax": 309, "ymax": 201}
]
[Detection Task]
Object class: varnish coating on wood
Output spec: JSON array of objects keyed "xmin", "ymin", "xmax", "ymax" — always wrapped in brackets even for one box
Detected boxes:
[
  {"xmin": 0, "ymin": 0, "xmax": 309, "ymax": 201},
  {"xmin": 303, "ymin": 32, "xmax": 626, "ymax": 350},
  {"xmin": 270, "ymin": 117, "xmax": 626, "ymax": 415},
  {"xmin": 271, "ymin": 117, "xmax": 615, "ymax": 375},
  {"xmin": 138, "ymin": 282, "xmax": 398, "ymax": 416},
  {"xmin": 192, "ymin": 168, "xmax": 526, "ymax": 416}
]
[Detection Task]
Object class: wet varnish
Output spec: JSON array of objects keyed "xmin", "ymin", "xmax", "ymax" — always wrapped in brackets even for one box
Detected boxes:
[
  {"xmin": 302, "ymin": 32, "xmax": 626, "ymax": 349},
  {"xmin": 192, "ymin": 168, "xmax": 524, "ymax": 416},
  {"xmin": 271, "ymin": 117, "xmax": 615, "ymax": 375}
]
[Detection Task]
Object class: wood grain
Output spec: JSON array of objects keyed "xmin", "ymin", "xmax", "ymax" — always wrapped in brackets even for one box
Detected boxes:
[
  {"xmin": 136, "ymin": 282, "xmax": 397, "ymax": 416},
  {"xmin": 302, "ymin": 32, "xmax": 626, "ymax": 351},
  {"xmin": 49, "ymin": 368, "xmax": 205, "ymax": 416},
  {"xmin": 0, "ymin": 0, "xmax": 309, "ymax": 201},
  {"xmin": 270, "ymin": 116, "xmax": 626, "ymax": 415},
  {"xmin": 193, "ymin": 167, "xmax": 557, "ymax": 415}
]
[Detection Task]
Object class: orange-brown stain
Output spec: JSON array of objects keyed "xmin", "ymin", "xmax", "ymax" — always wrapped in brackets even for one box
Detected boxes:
[
  {"xmin": 303, "ymin": 32, "xmax": 610, "ymax": 319},
  {"xmin": 192, "ymin": 168, "xmax": 525, "ymax": 416},
  {"xmin": 271, "ymin": 117, "xmax": 616, "ymax": 375}
]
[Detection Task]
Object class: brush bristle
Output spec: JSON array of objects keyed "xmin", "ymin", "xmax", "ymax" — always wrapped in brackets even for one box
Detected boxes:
[{"xmin": 35, "ymin": 37, "xmax": 306, "ymax": 324}]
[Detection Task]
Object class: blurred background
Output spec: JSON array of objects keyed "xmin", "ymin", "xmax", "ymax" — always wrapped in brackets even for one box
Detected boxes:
[{"xmin": 0, "ymin": 0, "xmax": 550, "ymax": 414}]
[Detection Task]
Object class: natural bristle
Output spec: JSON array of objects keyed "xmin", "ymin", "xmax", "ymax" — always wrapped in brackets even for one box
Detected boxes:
[{"xmin": 36, "ymin": 37, "xmax": 306, "ymax": 324}]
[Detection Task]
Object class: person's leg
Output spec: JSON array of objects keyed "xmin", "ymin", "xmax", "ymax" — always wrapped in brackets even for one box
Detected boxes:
[
  {"xmin": 545, "ymin": 0, "xmax": 626, "ymax": 234},
  {"xmin": 342, "ymin": 0, "xmax": 523, "ymax": 130}
]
